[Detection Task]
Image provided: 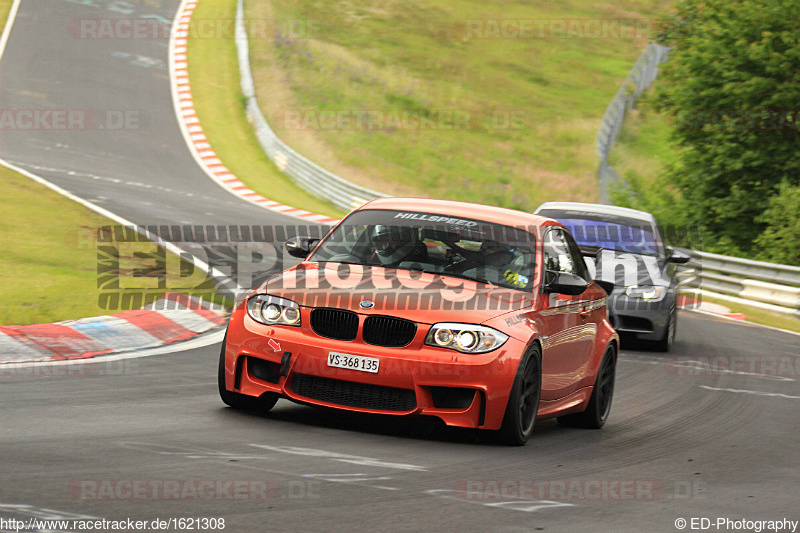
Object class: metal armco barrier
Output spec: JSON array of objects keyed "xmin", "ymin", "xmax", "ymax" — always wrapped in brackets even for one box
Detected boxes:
[
  {"xmin": 678, "ymin": 251, "xmax": 800, "ymax": 318},
  {"xmin": 596, "ymin": 43, "xmax": 670, "ymax": 203},
  {"xmin": 236, "ymin": 0, "xmax": 385, "ymax": 212}
]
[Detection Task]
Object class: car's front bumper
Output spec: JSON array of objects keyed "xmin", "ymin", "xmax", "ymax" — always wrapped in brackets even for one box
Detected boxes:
[
  {"xmin": 607, "ymin": 290, "xmax": 674, "ymax": 342},
  {"xmin": 222, "ymin": 310, "xmax": 526, "ymax": 430}
]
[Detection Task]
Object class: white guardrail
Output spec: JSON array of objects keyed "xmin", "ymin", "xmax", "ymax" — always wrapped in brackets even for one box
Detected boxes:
[
  {"xmin": 677, "ymin": 251, "xmax": 800, "ymax": 319},
  {"xmin": 235, "ymin": 0, "xmax": 385, "ymax": 212}
]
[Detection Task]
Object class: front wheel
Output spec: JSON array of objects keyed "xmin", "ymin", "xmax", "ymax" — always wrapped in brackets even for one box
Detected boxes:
[
  {"xmin": 496, "ymin": 344, "xmax": 542, "ymax": 446},
  {"xmin": 218, "ymin": 335, "xmax": 279, "ymax": 412},
  {"xmin": 653, "ymin": 310, "xmax": 676, "ymax": 352},
  {"xmin": 558, "ymin": 344, "xmax": 616, "ymax": 429}
]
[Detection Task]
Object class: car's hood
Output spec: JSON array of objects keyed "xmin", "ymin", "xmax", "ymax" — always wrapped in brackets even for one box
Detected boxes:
[{"xmin": 257, "ymin": 263, "xmax": 536, "ymax": 324}]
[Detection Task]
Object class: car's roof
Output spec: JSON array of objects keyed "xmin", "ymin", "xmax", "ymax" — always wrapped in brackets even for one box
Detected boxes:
[
  {"xmin": 359, "ymin": 197, "xmax": 554, "ymax": 227},
  {"xmin": 534, "ymin": 201, "xmax": 657, "ymax": 225}
]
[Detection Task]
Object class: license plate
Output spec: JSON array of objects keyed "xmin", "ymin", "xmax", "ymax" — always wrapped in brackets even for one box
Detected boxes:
[{"xmin": 327, "ymin": 352, "xmax": 379, "ymax": 374}]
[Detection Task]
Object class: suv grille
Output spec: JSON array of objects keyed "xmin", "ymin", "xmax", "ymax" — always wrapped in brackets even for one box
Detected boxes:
[
  {"xmin": 290, "ymin": 374, "xmax": 417, "ymax": 412},
  {"xmin": 310, "ymin": 308, "xmax": 358, "ymax": 340},
  {"xmin": 363, "ymin": 316, "xmax": 416, "ymax": 347}
]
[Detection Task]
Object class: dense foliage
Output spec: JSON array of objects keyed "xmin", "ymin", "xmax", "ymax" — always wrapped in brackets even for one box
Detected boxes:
[{"xmin": 650, "ymin": 0, "xmax": 800, "ymax": 262}]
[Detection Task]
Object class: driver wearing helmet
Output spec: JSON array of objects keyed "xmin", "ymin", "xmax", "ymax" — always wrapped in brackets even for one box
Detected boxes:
[{"xmin": 369, "ymin": 225, "xmax": 426, "ymax": 266}]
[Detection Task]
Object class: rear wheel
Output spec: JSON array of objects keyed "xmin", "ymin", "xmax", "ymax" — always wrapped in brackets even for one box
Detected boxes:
[
  {"xmin": 218, "ymin": 335, "xmax": 279, "ymax": 411},
  {"xmin": 558, "ymin": 345, "xmax": 616, "ymax": 429},
  {"xmin": 496, "ymin": 344, "xmax": 541, "ymax": 446}
]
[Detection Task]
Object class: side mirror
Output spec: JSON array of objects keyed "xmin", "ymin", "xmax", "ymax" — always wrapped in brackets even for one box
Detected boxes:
[
  {"xmin": 594, "ymin": 279, "xmax": 615, "ymax": 294},
  {"xmin": 285, "ymin": 237, "xmax": 321, "ymax": 258},
  {"xmin": 666, "ymin": 246, "xmax": 691, "ymax": 264},
  {"xmin": 544, "ymin": 271, "xmax": 589, "ymax": 296}
]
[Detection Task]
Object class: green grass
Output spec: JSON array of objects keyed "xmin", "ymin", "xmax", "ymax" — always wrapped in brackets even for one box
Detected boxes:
[
  {"xmin": 0, "ymin": 166, "xmax": 227, "ymax": 324},
  {"xmin": 0, "ymin": 0, "xmax": 228, "ymax": 325},
  {"xmin": 682, "ymin": 292, "xmax": 800, "ymax": 335},
  {"xmin": 607, "ymin": 102, "xmax": 677, "ymax": 181},
  {"xmin": 0, "ymin": 166, "xmax": 108, "ymax": 324},
  {"xmin": 186, "ymin": 0, "xmax": 343, "ymax": 218},
  {"xmin": 0, "ymin": 0, "xmax": 10, "ymax": 25},
  {"xmin": 240, "ymin": 0, "xmax": 669, "ymax": 209},
  {"xmin": 0, "ymin": 2, "xmax": 229, "ymax": 324}
]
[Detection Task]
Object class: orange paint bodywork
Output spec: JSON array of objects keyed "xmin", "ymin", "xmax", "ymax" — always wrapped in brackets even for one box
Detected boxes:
[{"xmin": 222, "ymin": 198, "xmax": 618, "ymax": 430}]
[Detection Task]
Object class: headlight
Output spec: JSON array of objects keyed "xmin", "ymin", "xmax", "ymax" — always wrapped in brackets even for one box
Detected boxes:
[
  {"xmin": 625, "ymin": 285, "xmax": 667, "ymax": 300},
  {"xmin": 425, "ymin": 323, "xmax": 508, "ymax": 354},
  {"xmin": 247, "ymin": 295, "xmax": 301, "ymax": 326}
]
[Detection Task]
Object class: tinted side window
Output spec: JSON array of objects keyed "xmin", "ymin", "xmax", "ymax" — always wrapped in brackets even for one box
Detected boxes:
[
  {"xmin": 543, "ymin": 229, "xmax": 577, "ymax": 276},
  {"xmin": 561, "ymin": 230, "xmax": 590, "ymax": 281}
]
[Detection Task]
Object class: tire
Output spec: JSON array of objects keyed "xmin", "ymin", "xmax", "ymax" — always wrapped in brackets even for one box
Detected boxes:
[
  {"xmin": 558, "ymin": 345, "xmax": 616, "ymax": 429},
  {"xmin": 218, "ymin": 335, "xmax": 279, "ymax": 412},
  {"xmin": 496, "ymin": 344, "xmax": 542, "ymax": 446},
  {"xmin": 653, "ymin": 310, "xmax": 676, "ymax": 352}
]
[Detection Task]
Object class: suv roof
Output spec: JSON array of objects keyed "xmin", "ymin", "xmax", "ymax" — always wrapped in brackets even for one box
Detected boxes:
[{"xmin": 534, "ymin": 201, "xmax": 657, "ymax": 226}]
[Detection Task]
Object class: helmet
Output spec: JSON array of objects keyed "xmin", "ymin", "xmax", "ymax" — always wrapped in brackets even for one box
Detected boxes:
[
  {"xmin": 371, "ymin": 225, "xmax": 415, "ymax": 265},
  {"xmin": 482, "ymin": 240, "xmax": 514, "ymax": 266}
]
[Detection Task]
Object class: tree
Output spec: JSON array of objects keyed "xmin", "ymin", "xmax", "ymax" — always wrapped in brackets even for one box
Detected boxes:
[
  {"xmin": 654, "ymin": 0, "xmax": 800, "ymax": 255},
  {"xmin": 754, "ymin": 182, "xmax": 800, "ymax": 265}
]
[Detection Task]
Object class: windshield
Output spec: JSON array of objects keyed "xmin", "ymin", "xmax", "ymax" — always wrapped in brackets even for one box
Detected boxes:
[
  {"xmin": 537, "ymin": 210, "xmax": 662, "ymax": 256},
  {"xmin": 310, "ymin": 209, "xmax": 537, "ymax": 290}
]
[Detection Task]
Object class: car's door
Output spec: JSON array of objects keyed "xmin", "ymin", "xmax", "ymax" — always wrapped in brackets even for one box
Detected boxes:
[{"xmin": 539, "ymin": 228, "xmax": 601, "ymax": 400}]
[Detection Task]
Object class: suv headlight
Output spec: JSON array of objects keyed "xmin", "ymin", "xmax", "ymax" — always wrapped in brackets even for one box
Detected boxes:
[
  {"xmin": 425, "ymin": 323, "xmax": 508, "ymax": 353},
  {"xmin": 625, "ymin": 285, "xmax": 666, "ymax": 301},
  {"xmin": 247, "ymin": 295, "xmax": 301, "ymax": 326}
]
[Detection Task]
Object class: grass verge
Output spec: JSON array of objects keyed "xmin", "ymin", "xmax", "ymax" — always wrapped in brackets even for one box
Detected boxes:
[
  {"xmin": 682, "ymin": 292, "xmax": 800, "ymax": 335},
  {"xmin": 186, "ymin": 0, "xmax": 343, "ymax": 218},
  {"xmin": 0, "ymin": 165, "xmax": 227, "ymax": 324},
  {"xmin": 242, "ymin": 0, "xmax": 668, "ymax": 209}
]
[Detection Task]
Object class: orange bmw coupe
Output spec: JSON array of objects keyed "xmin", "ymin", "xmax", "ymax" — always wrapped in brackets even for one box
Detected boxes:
[{"xmin": 219, "ymin": 198, "xmax": 618, "ymax": 445}]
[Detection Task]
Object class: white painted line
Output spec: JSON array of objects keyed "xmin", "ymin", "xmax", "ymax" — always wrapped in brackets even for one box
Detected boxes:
[
  {"xmin": 249, "ymin": 444, "xmax": 427, "ymax": 471},
  {"xmin": 425, "ymin": 489, "xmax": 575, "ymax": 513},
  {"xmin": 0, "ymin": 160, "xmax": 230, "ymax": 300},
  {"xmin": 699, "ymin": 385, "xmax": 800, "ymax": 400},
  {"xmin": 0, "ymin": 0, "xmax": 21, "ymax": 63},
  {"xmin": 303, "ymin": 473, "xmax": 399, "ymax": 491}
]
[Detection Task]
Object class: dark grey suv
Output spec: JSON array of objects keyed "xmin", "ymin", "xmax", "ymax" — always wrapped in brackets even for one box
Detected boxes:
[{"xmin": 534, "ymin": 202, "xmax": 690, "ymax": 351}]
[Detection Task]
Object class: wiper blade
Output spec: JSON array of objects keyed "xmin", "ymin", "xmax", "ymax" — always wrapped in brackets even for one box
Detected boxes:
[
  {"xmin": 402, "ymin": 267, "xmax": 493, "ymax": 285},
  {"xmin": 316, "ymin": 260, "xmax": 368, "ymax": 267}
]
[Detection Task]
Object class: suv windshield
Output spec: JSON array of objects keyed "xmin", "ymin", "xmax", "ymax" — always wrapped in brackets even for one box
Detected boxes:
[
  {"xmin": 310, "ymin": 209, "xmax": 537, "ymax": 290},
  {"xmin": 537, "ymin": 209, "xmax": 661, "ymax": 256}
]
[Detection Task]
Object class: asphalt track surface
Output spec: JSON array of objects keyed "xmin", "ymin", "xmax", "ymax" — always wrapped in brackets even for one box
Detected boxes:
[
  {"xmin": 1, "ymin": 1, "xmax": 799, "ymax": 532},
  {"xmin": 0, "ymin": 0, "xmax": 297, "ymax": 230}
]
